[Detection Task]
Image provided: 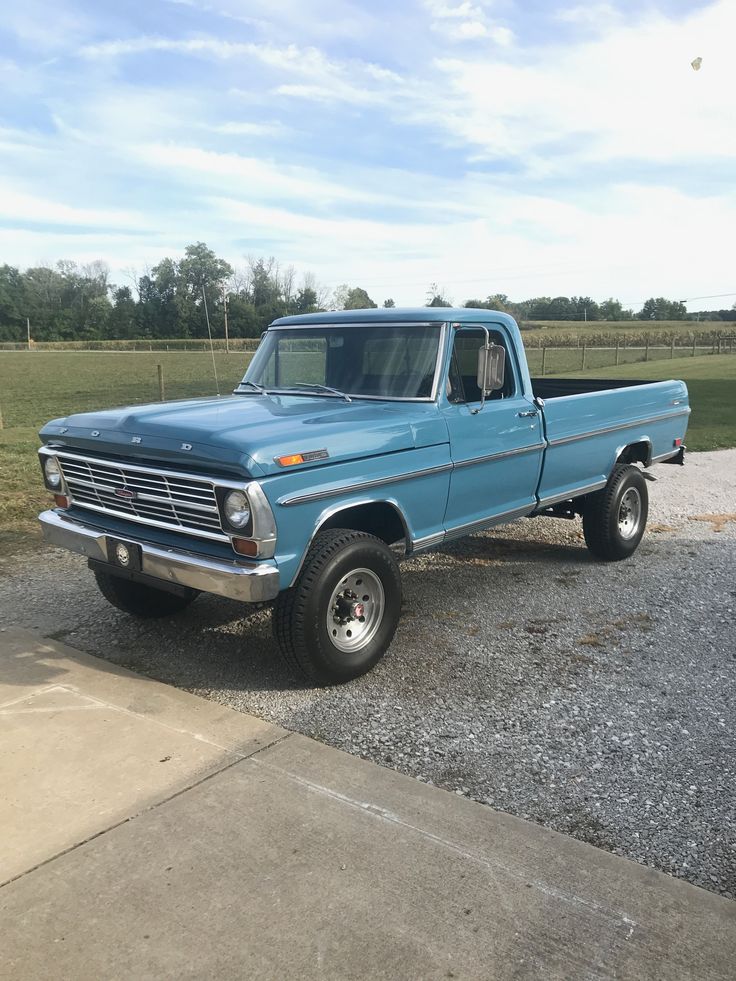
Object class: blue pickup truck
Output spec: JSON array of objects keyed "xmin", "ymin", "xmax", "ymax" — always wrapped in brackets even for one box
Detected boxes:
[{"xmin": 38, "ymin": 308, "xmax": 689, "ymax": 683}]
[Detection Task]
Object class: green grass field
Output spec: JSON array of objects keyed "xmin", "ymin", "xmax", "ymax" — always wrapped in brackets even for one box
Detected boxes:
[
  {"xmin": 0, "ymin": 351, "xmax": 252, "ymax": 549},
  {"xmin": 1, "ymin": 349, "xmax": 733, "ymax": 552}
]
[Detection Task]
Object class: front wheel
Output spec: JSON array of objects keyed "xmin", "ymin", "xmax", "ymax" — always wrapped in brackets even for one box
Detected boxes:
[
  {"xmin": 273, "ymin": 529, "xmax": 402, "ymax": 685},
  {"xmin": 582, "ymin": 464, "xmax": 649, "ymax": 561}
]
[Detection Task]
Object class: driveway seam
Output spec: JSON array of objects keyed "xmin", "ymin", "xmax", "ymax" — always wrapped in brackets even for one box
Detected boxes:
[{"xmin": 0, "ymin": 731, "xmax": 296, "ymax": 891}]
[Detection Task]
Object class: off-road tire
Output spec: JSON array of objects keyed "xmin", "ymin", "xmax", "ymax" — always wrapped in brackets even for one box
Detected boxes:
[
  {"xmin": 273, "ymin": 528, "xmax": 402, "ymax": 685},
  {"xmin": 93, "ymin": 569, "xmax": 199, "ymax": 618},
  {"xmin": 583, "ymin": 464, "xmax": 649, "ymax": 561}
]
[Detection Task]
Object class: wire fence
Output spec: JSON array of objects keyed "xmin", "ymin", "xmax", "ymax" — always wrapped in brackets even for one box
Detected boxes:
[
  {"xmin": 525, "ymin": 340, "xmax": 735, "ymax": 375},
  {"xmin": 0, "ymin": 338, "xmax": 262, "ymax": 353}
]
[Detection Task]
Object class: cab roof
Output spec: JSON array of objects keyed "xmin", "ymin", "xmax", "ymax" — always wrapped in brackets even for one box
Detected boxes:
[{"xmin": 270, "ymin": 307, "xmax": 517, "ymax": 329}]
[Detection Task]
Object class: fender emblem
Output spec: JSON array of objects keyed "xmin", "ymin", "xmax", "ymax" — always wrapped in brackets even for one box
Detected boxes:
[
  {"xmin": 114, "ymin": 488, "xmax": 137, "ymax": 500},
  {"xmin": 180, "ymin": 442, "xmax": 193, "ymax": 451},
  {"xmin": 91, "ymin": 430, "xmax": 100, "ymax": 437},
  {"xmin": 131, "ymin": 436, "xmax": 142, "ymax": 444}
]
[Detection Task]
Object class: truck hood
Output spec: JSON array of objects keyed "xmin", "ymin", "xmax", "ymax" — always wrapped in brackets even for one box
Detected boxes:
[{"xmin": 40, "ymin": 394, "xmax": 448, "ymax": 478}]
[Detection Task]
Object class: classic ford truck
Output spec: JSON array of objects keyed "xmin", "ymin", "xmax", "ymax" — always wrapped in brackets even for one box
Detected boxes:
[{"xmin": 38, "ymin": 308, "xmax": 689, "ymax": 683}]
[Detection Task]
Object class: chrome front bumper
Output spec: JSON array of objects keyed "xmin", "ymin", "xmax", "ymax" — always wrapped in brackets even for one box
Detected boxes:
[{"xmin": 39, "ymin": 510, "xmax": 280, "ymax": 603}]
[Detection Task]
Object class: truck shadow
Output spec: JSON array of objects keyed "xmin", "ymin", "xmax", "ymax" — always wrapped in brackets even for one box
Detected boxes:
[{"xmin": 429, "ymin": 531, "xmax": 593, "ymax": 567}]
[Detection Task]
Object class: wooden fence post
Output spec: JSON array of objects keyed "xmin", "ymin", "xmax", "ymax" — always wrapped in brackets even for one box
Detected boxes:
[
  {"xmin": 0, "ymin": 404, "xmax": 4, "ymax": 430},
  {"xmin": 645, "ymin": 337, "xmax": 649, "ymax": 362},
  {"xmin": 581, "ymin": 344, "xmax": 586, "ymax": 370},
  {"xmin": 541, "ymin": 346, "xmax": 547, "ymax": 375},
  {"xmin": 615, "ymin": 339, "xmax": 620, "ymax": 366},
  {"xmin": 692, "ymin": 336, "xmax": 696, "ymax": 357},
  {"xmin": 671, "ymin": 339, "xmax": 675, "ymax": 359},
  {"xmin": 157, "ymin": 364, "xmax": 165, "ymax": 402}
]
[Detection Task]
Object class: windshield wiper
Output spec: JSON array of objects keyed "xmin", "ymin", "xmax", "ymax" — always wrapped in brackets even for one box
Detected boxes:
[
  {"xmin": 275, "ymin": 383, "xmax": 352, "ymax": 403},
  {"xmin": 233, "ymin": 380, "xmax": 267, "ymax": 395}
]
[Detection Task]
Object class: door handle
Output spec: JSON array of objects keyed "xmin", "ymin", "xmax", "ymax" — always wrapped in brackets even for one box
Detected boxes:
[{"xmin": 517, "ymin": 409, "xmax": 538, "ymax": 417}]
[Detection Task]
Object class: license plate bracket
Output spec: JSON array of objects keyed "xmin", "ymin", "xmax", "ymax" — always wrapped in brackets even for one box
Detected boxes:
[{"xmin": 105, "ymin": 538, "xmax": 143, "ymax": 573}]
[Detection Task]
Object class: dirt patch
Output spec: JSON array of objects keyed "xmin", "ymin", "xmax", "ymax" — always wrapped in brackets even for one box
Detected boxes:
[{"xmin": 689, "ymin": 513, "xmax": 736, "ymax": 533}]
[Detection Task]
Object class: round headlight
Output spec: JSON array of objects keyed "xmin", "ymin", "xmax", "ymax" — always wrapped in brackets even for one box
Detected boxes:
[
  {"xmin": 44, "ymin": 456, "xmax": 62, "ymax": 489},
  {"xmin": 224, "ymin": 490, "xmax": 250, "ymax": 529}
]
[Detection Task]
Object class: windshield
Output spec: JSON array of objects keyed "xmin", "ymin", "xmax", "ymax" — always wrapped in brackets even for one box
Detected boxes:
[{"xmin": 241, "ymin": 324, "xmax": 443, "ymax": 400}]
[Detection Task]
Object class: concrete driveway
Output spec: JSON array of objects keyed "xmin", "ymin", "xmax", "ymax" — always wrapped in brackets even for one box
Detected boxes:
[{"xmin": 2, "ymin": 627, "xmax": 735, "ymax": 980}]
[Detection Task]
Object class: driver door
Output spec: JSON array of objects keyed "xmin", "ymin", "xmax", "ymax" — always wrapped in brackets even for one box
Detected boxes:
[{"xmin": 441, "ymin": 325, "xmax": 544, "ymax": 536}]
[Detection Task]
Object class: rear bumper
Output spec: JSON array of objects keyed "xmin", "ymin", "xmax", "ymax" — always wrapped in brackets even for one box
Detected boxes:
[{"xmin": 38, "ymin": 509, "xmax": 280, "ymax": 603}]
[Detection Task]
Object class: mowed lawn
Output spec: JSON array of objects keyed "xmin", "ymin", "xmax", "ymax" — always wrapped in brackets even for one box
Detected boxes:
[
  {"xmin": 0, "ymin": 351, "xmax": 251, "ymax": 547},
  {"xmin": 557, "ymin": 354, "xmax": 736, "ymax": 452}
]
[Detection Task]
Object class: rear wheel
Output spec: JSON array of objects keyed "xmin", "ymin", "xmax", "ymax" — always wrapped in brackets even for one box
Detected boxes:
[
  {"xmin": 582, "ymin": 465, "xmax": 648, "ymax": 561},
  {"xmin": 93, "ymin": 569, "xmax": 199, "ymax": 618},
  {"xmin": 273, "ymin": 528, "xmax": 402, "ymax": 685}
]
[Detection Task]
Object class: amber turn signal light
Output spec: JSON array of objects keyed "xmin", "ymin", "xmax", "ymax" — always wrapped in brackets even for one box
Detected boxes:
[
  {"xmin": 53, "ymin": 494, "xmax": 70, "ymax": 509},
  {"xmin": 232, "ymin": 538, "xmax": 258, "ymax": 557},
  {"xmin": 277, "ymin": 453, "xmax": 304, "ymax": 467}
]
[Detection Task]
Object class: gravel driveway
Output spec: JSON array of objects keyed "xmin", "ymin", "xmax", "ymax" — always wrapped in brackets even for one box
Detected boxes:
[{"xmin": 2, "ymin": 450, "xmax": 734, "ymax": 899}]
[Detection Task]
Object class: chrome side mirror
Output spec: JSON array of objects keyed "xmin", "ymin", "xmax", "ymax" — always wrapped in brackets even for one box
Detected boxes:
[{"xmin": 477, "ymin": 343, "xmax": 505, "ymax": 394}]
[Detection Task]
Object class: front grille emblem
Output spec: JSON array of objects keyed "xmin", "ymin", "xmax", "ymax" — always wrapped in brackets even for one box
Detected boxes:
[{"xmin": 114, "ymin": 488, "xmax": 137, "ymax": 501}]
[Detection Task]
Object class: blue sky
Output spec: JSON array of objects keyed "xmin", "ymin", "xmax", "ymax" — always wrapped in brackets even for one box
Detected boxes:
[{"xmin": 0, "ymin": 0, "xmax": 733, "ymax": 309}]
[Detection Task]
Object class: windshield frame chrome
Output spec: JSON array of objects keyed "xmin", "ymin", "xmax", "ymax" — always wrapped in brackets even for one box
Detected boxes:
[{"xmin": 242, "ymin": 321, "xmax": 448, "ymax": 404}]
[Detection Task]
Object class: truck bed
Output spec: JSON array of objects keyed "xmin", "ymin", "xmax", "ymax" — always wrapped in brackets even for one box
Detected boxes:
[{"xmin": 531, "ymin": 377, "xmax": 690, "ymax": 508}]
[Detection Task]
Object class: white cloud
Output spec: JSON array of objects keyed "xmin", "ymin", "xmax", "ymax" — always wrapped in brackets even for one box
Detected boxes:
[
  {"xmin": 425, "ymin": 0, "xmax": 514, "ymax": 45},
  {"xmin": 0, "ymin": 184, "xmax": 149, "ymax": 230},
  {"xmin": 429, "ymin": 0, "xmax": 736, "ymax": 165}
]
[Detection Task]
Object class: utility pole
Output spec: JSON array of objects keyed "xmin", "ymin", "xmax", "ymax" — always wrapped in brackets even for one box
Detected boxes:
[{"xmin": 223, "ymin": 286, "xmax": 230, "ymax": 354}]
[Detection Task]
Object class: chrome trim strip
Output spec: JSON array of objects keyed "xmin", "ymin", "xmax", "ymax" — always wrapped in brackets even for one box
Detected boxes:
[
  {"xmin": 412, "ymin": 503, "xmax": 536, "ymax": 552},
  {"xmin": 547, "ymin": 409, "xmax": 691, "ymax": 448},
  {"xmin": 411, "ymin": 531, "xmax": 446, "ymax": 551},
  {"xmin": 536, "ymin": 480, "xmax": 607, "ymax": 508},
  {"xmin": 268, "ymin": 321, "xmax": 437, "ymax": 330},
  {"xmin": 38, "ymin": 509, "xmax": 279, "ymax": 603},
  {"xmin": 246, "ymin": 480, "xmax": 278, "ymax": 559},
  {"xmin": 429, "ymin": 322, "xmax": 448, "ymax": 402},
  {"xmin": 278, "ymin": 462, "xmax": 454, "ymax": 507},
  {"xmin": 453, "ymin": 443, "xmax": 546, "ymax": 469},
  {"xmin": 442, "ymin": 504, "xmax": 536, "ymax": 542}
]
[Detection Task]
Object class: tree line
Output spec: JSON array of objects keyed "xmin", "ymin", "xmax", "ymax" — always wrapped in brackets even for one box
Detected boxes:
[{"xmin": 0, "ymin": 242, "xmax": 733, "ymax": 343}]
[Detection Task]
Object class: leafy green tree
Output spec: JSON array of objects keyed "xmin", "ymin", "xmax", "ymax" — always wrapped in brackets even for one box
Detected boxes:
[
  {"xmin": 426, "ymin": 283, "xmax": 451, "ymax": 307},
  {"xmin": 599, "ymin": 298, "xmax": 633, "ymax": 321},
  {"xmin": 293, "ymin": 287, "xmax": 319, "ymax": 315},
  {"xmin": 332, "ymin": 286, "xmax": 377, "ymax": 310},
  {"xmin": 0, "ymin": 264, "xmax": 23, "ymax": 339},
  {"xmin": 383, "ymin": 298, "xmax": 395, "ymax": 308},
  {"xmin": 106, "ymin": 286, "xmax": 138, "ymax": 339},
  {"xmin": 638, "ymin": 297, "xmax": 687, "ymax": 321}
]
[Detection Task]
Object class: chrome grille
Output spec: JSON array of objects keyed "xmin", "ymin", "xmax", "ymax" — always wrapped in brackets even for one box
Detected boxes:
[{"xmin": 56, "ymin": 452, "xmax": 228, "ymax": 542}]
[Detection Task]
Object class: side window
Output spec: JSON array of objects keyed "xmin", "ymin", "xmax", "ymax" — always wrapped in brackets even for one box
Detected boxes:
[{"xmin": 447, "ymin": 327, "xmax": 514, "ymax": 404}]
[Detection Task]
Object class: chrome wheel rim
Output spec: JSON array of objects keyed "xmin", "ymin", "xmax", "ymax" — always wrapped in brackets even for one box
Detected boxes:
[
  {"xmin": 326, "ymin": 568, "xmax": 385, "ymax": 654},
  {"xmin": 618, "ymin": 487, "xmax": 642, "ymax": 540}
]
